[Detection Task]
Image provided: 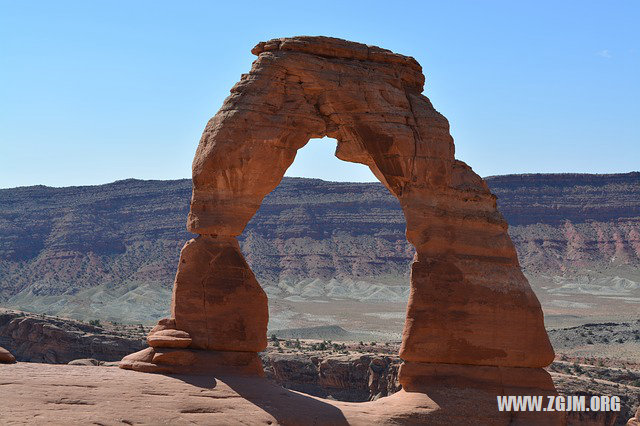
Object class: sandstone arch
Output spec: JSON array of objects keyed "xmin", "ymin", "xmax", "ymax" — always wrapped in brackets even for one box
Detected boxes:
[{"xmin": 121, "ymin": 36, "xmax": 554, "ymax": 385}]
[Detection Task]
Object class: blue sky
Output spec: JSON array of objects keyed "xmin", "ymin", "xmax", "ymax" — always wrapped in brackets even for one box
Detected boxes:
[{"xmin": 1, "ymin": 1, "xmax": 638, "ymax": 188}]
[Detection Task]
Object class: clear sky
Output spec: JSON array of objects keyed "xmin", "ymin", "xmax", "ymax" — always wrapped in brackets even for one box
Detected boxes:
[{"xmin": 1, "ymin": 1, "xmax": 638, "ymax": 188}]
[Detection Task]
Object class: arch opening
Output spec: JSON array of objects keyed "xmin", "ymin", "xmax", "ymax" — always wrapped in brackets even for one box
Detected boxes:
[
  {"xmin": 238, "ymin": 136, "xmax": 413, "ymax": 345},
  {"xmin": 284, "ymin": 137, "xmax": 378, "ymax": 182}
]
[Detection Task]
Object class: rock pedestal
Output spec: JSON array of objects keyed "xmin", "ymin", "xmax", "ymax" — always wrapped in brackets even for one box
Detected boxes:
[
  {"xmin": 121, "ymin": 36, "xmax": 558, "ymax": 423},
  {"xmin": 120, "ymin": 237, "xmax": 267, "ymax": 375}
]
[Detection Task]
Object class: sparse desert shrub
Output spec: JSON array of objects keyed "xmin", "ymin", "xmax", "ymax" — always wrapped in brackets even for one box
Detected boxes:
[
  {"xmin": 89, "ymin": 319, "xmax": 101, "ymax": 327},
  {"xmin": 310, "ymin": 341, "xmax": 328, "ymax": 351}
]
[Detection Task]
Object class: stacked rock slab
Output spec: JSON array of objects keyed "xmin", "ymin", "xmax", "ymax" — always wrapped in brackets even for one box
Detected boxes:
[{"xmin": 120, "ymin": 36, "xmax": 558, "ymax": 420}]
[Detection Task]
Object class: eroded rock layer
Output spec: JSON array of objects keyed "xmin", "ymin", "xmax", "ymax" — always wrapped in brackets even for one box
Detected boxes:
[{"xmin": 121, "ymin": 36, "xmax": 554, "ymax": 397}]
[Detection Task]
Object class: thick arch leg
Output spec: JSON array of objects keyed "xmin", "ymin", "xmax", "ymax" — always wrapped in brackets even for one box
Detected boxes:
[
  {"xmin": 120, "ymin": 236, "xmax": 268, "ymax": 375},
  {"xmin": 396, "ymin": 163, "xmax": 554, "ymax": 392}
]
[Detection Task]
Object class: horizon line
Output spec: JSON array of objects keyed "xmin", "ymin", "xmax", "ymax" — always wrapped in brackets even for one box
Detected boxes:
[{"xmin": 2, "ymin": 171, "xmax": 639, "ymax": 191}]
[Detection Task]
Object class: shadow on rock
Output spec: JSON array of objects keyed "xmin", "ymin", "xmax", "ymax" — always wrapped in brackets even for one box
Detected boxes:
[{"xmin": 171, "ymin": 374, "xmax": 349, "ymax": 425}]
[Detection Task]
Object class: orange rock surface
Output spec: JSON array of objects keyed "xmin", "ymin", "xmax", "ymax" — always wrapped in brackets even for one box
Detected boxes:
[
  {"xmin": 169, "ymin": 236, "xmax": 268, "ymax": 352},
  {"xmin": 1, "ymin": 363, "xmax": 565, "ymax": 425},
  {"xmin": 120, "ymin": 36, "xmax": 556, "ymax": 418}
]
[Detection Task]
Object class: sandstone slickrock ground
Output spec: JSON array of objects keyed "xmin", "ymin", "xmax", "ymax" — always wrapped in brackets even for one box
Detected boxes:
[
  {"xmin": 3, "ymin": 361, "xmax": 637, "ymax": 425},
  {"xmin": 0, "ymin": 363, "xmax": 567, "ymax": 425}
]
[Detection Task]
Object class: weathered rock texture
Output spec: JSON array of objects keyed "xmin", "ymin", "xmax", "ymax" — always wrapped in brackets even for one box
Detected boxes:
[
  {"xmin": 121, "ymin": 35, "xmax": 556, "ymax": 419},
  {"xmin": 0, "ymin": 309, "xmax": 145, "ymax": 364},
  {"xmin": 1, "ymin": 363, "xmax": 567, "ymax": 425}
]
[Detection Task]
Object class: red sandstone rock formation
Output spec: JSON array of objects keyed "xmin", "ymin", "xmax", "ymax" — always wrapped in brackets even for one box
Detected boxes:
[
  {"xmin": 120, "ymin": 36, "xmax": 559, "ymax": 422},
  {"xmin": 0, "ymin": 345, "xmax": 16, "ymax": 363}
]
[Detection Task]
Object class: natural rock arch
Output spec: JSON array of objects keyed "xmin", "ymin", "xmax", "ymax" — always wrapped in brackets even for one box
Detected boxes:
[{"xmin": 121, "ymin": 36, "xmax": 554, "ymax": 387}]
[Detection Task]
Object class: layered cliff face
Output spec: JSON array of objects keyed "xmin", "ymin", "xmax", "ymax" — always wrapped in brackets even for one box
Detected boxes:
[
  {"xmin": 488, "ymin": 173, "xmax": 640, "ymax": 273},
  {"xmin": 261, "ymin": 352, "xmax": 401, "ymax": 402},
  {"xmin": 486, "ymin": 173, "xmax": 640, "ymax": 328},
  {"xmin": 1, "ymin": 173, "xmax": 639, "ymax": 328},
  {"xmin": 0, "ymin": 309, "xmax": 146, "ymax": 363}
]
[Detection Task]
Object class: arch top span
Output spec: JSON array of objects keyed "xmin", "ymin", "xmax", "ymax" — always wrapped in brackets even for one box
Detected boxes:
[
  {"xmin": 188, "ymin": 36, "xmax": 455, "ymax": 238},
  {"xmin": 121, "ymin": 36, "xmax": 555, "ymax": 385},
  {"xmin": 251, "ymin": 36, "xmax": 424, "ymax": 75}
]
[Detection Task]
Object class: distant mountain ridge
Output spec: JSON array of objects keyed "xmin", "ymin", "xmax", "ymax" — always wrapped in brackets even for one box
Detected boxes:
[
  {"xmin": 485, "ymin": 172, "xmax": 640, "ymax": 225},
  {"xmin": 0, "ymin": 172, "xmax": 638, "ymax": 322}
]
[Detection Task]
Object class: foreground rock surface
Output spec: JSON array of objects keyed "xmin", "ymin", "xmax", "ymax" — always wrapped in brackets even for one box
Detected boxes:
[{"xmin": 0, "ymin": 363, "xmax": 564, "ymax": 425}]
